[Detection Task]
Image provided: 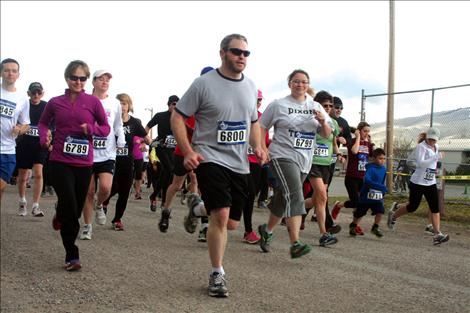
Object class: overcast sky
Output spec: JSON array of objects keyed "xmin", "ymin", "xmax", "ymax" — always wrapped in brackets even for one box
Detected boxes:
[{"xmin": 1, "ymin": 1, "xmax": 469, "ymax": 127}]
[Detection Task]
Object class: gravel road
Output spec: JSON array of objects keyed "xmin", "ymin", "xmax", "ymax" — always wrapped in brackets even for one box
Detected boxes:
[{"xmin": 1, "ymin": 185, "xmax": 469, "ymax": 313}]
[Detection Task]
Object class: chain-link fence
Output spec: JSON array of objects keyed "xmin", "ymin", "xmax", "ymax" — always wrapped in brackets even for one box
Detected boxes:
[{"xmin": 361, "ymin": 84, "xmax": 470, "ymax": 211}]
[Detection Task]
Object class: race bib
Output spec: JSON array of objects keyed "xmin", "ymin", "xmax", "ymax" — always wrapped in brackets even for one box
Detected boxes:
[
  {"xmin": 0, "ymin": 99, "xmax": 16, "ymax": 119},
  {"xmin": 63, "ymin": 136, "xmax": 89, "ymax": 157},
  {"xmin": 26, "ymin": 126, "xmax": 39, "ymax": 137},
  {"xmin": 164, "ymin": 135, "xmax": 177, "ymax": 148},
  {"xmin": 247, "ymin": 146, "xmax": 255, "ymax": 155},
  {"xmin": 116, "ymin": 146, "xmax": 129, "ymax": 157},
  {"xmin": 93, "ymin": 136, "xmax": 107, "ymax": 150},
  {"xmin": 367, "ymin": 189, "xmax": 383, "ymax": 200},
  {"xmin": 313, "ymin": 143, "xmax": 329, "ymax": 157},
  {"xmin": 358, "ymin": 153, "xmax": 368, "ymax": 171},
  {"xmin": 292, "ymin": 131, "xmax": 315, "ymax": 150},
  {"xmin": 424, "ymin": 168, "xmax": 436, "ymax": 181},
  {"xmin": 217, "ymin": 121, "xmax": 247, "ymax": 145}
]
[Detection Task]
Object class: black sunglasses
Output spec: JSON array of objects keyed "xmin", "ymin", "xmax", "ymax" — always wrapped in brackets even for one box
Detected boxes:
[
  {"xmin": 323, "ymin": 104, "xmax": 333, "ymax": 108},
  {"xmin": 227, "ymin": 48, "xmax": 251, "ymax": 57},
  {"xmin": 69, "ymin": 75, "xmax": 87, "ymax": 82},
  {"xmin": 31, "ymin": 90, "xmax": 43, "ymax": 95},
  {"xmin": 334, "ymin": 106, "xmax": 343, "ymax": 110}
]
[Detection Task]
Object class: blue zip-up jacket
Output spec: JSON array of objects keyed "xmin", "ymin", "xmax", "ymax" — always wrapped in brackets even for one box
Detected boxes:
[{"xmin": 359, "ymin": 162, "xmax": 388, "ymax": 203}]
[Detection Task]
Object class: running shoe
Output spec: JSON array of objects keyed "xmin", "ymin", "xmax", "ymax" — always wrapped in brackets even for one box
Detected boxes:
[
  {"xmin": 243, "ymin": 231, "xmax": 261, "ymax": 244},
  {"xmin": 327, "ymin": 223, "xmax": 342, "ymax": 234},
  {"xmin": 319, "ymin": 232, "xmax": 338, "ymax": 247},
  {"xmin": 149, "ymin": 197, "xmax": 157, "ymax": 212},
  {"xmin": 64, "ymin": 259, "xmax": 81, "ymax": 271},
  {"xmin": 134, "ymin": 192, "xmax": 142, "ymax": 200},
  {"xmin": 32, "ymin": 205, "xmax": 44, "ymax": 217},
  {"xmin": 280, "ymin": 217, "xmax": 286, "ymax": 226},
  {"xmin": 184, "ymin": 193, "xmax": 201, "ymax": 233},
  {"xmin": 331, "ymin": 201, "xmax": 341, "ymax": 220},
  {"xmin": 208, "ymin": 272, "xmax": 228, "ymax": 297},
  {"xmin": 290, "ymin": 241, "xmax": 312, "ymax": 259},
  {"xmin": 158, "ymin": 208, "xmax": 171, "ymax": 233},
  {"xmin": 355, "ymin": 225, "xmax": 365, "ymax": 236},
  {"xmin": 387, "ymin": 206, "xmax": 397, "ymax": 230},
  {"xmin": 433, "ymin": 233, "xmax": 450, "ymax": 245},
  {"xmin": 41, "ymin": 191, "xmax": 47, "ymax": 198},
  {"xmin": 371, "ymin": 226, "xmax": 384, "ymax": 238},
  {"xmin": 113, "ymin": 220, "xmax": 124, "ymax": 231},
  {"xmin": 198, "ymin": 226, "xmax": 208, "ymax": 242},
  {"xmin": 425, "ymin": 224, "xmax": 435, "ymax": 235},
  {"xmin": 95, "ymin": 206, "xmax": 107, "ymax": 225},
  {"xmin": 180, "ymin": 190, "xmax": 187, "ymax": 205},
  {"xmin": 258, "ymin": 201, "xmax": 268, "ymax": 209},
  {"xmin": 349, "ymin": 225, "xmax": 357, "ymax": 237},
  {"xmin": 18, "ymin": 200, "xmax": 27, "ymax": 216},
  {"xmin": 258, "ymin": 224, "xmax": 273, "ymax": 252},
  {"xmin": 310, "ymin": 213, "xmax": 317, "ymax": 222},
  {"xmin": 47, "ymin": 186, "xmax": 54, "ymax": 196},
  {"xmin": 79, "ymin": 224, "xmax": 92, "ymax": 240}
]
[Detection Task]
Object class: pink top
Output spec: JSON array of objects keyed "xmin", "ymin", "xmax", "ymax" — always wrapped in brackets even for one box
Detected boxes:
[
  {"xmin": 133, "ymin": 136, "xmax": 144, "ymax": 160},
  {"xmin": 39, "ymin": 89, "xmax": 110, "ymax": 167}
]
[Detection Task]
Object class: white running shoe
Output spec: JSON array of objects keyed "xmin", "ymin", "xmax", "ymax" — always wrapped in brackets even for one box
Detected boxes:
[
  {"xmin": 32, "ymin": 205, "xmax": 44, "ymax": 217},
  {"xmin": 95, "ymin": 207, "xmax": 107, "ymax": 225},
  {"xmin": 18, "ymin": 200, "xmax": 27, "ymax": 216},
  {"xmin": 79, "ymin": 224, "xmax": 92, "ymax": 240}
]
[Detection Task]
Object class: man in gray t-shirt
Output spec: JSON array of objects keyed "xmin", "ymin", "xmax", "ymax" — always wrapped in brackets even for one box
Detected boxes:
[{"xmin": 171, "ymin": 34, "xmax": 267, "ymax": 298}]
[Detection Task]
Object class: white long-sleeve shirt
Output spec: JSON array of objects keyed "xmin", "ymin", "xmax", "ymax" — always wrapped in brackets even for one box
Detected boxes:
[
  {"xmin": 93, "ymin": 96, "xmax": 126, "ymax": 162},
  {"xmin": 410, "ymin": 140, "xmax": 440, "ymax": 186}
]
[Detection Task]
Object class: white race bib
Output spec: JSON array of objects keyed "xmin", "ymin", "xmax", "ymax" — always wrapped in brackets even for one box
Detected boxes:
[
  {"xmin": 217, "ymin": 121, "xmax": 247, "ymax": 145},
  {"xmin": 424, "ymin": 168, "xmax": 436, "ymax": 181},
  {"xmin": 26, "ymin": 126, "xmax": 39, "ymax": 137},
  {"xmin": 116, "ymin": 146, "xmax": 129, "ymax": 157},
  {"xmin": 63, "ymin": 136, "xmax": 89, "ymax": 157},
  {"xmin": 164, "ymin": 135, "xmax": 177, "ymax": 148},
  {"xmin": 313, "ymin": 143, "xmax": 329, "ymax": 157},
  {"xmin": 292, "ymin": 131, "xmax": 315, "ymax": 150},
  {"xmin": 367, "ymin": 189, "xmax": 383, "ymax": 200},
  {"xmin": 93, "ymin": 136, "xmax": 107, "ymax": 150},
  {"xmin": 0, "ymin": 99, "xmax": 16, "ymax": 119},
  {"xmin": 247, "ymin": 146, "xmax": 255, "ymax": 155}
]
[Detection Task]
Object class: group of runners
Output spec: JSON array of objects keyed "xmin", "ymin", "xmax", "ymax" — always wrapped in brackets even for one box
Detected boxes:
[{"xmin": 0, "ymin": 33, "xmax": 449, "ymax": 298}]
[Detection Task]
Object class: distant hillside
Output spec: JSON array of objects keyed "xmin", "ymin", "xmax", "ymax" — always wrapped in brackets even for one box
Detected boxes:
[{"xmin": 370, "ymin": 107, "xmax": 470, "ymax": 147}]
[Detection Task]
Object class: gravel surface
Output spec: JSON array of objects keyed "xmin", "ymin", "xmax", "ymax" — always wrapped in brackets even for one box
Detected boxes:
[{"xmin": 1, "ymin": 184, "xmax": 469, "ymax": 313}]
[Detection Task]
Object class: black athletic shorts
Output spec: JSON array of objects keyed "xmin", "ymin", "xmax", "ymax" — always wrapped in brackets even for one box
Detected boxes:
[
  {"xmin": 133, "ymin": 159, "xmax": 144, "ymax": 180},
  {"xmin": 15, "ymin": 143, "xmax": 48, "ymax": 169},
  {"xmin": 92, "ymin": 159, "xmax": 115, "ymax": 175},
  {"xmin": 173, "ymin": 155, "xmax": 190, "ymax": 177},
  {"xmin": 195, "ymin": 162, "xmax": 248, "ymax": 221},
  {"xmin": 308, "ymin": 163, "xmax": 331, "ymax": 184}
]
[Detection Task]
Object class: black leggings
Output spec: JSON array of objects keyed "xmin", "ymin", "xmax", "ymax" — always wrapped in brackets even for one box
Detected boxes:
[
  {"xmin": 258, "ymin": 165, "xmax": 269, "ymax": 202},
  {"xmin": 244, "ymin": 162, "xmax": 262, "ymax": 233},
  {"xmin": 407, "ymin": 181, "xmax": 439, "ymax": 213},
  {"xmin": 103, "ymin": 160, "xmax": 134, "ymax": 223},
  {"xmin": 150, "ymin": 146, "xmax": 174, "ymax": 204},
  {"xmin": 344, "ymin": 176, "xmax": 363, "ymax": 209},
  {"xmin": 49, "ymin": 161, "xmax": 92, "ymax": 262}
]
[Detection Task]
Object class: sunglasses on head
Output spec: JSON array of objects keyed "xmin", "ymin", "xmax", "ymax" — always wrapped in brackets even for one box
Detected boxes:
[
  {"xmin": 69, "ymin": 75, "xmax": 87, "ymax": 82},
  {"xmin": 227, "ymin": 48, "xmax": 251, "ymax": 57}
]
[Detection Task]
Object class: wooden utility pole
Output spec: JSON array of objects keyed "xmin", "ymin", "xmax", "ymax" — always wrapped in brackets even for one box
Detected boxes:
[{"xmin": 386, "ymin": 0, "xmax": 395, "ymax": 192}]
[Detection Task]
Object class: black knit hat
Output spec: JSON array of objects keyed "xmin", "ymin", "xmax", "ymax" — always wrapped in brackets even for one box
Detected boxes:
[{"xmin": 167, "ymin": 95, "xmax": 179, "ymax": 105}]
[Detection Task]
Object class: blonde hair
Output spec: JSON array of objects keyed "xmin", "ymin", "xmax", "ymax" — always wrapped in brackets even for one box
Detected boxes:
[{"xmin": 116, "ymin": 93, "xmax": 133, "ymax": 113}]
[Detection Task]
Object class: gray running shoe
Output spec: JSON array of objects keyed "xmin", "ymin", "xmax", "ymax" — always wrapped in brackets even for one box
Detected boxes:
[
  {"xmin": 198, "ymin": 226, "xmax": 207, "ymax": 242},
  {"xmin": 184, "ymin": 193, "xmax": 201, "ymax": 233},
  {"xmin": 32, "ymin": 205, "xmax": 44, "ymax": 217},
  {"xmin": 95, "ymin": 206, "xmax": 107, "ymax": 225},
  {"xmin": 433, "ymin": 233, "xmax": 450, "ymax": 245},
  {"xmin": 425, "ymin": 224, "xmax": 435, "ymax": 235},
  {"xmin": 319, "ymin": 232, "xmax": 338, "ymax": 247},
  {"xmin": 18, "ymin": 200, "xmax": 27, "ymax": 216},
  {"xmin": 208, "ymin": 272, "xmax": 228, "ymax": 297},
  {"xmin": 387, "ymin": 206, "xmax": 397, "ymax": 230},
  {"xmin": 258, "ymin": 224, "xmax": 273, "ymax": 252},
  {"xmin": 79, "ymin": 224, "xmax": 92, "ymax": 240}
]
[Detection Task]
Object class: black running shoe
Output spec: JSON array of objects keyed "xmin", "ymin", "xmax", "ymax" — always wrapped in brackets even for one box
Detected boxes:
[{"xmin": 158, "ymin": 208, "xmax": 171, "ymax": 232}]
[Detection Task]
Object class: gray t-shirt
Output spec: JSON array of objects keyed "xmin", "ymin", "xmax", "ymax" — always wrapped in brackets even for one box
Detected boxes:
[
  {"xmin": 175, "ymin": 69, "xmax": 258, "ymax": 174},
  {"xmin": 260, "ymin": 95, "xmax": 332, "ymax": 173}
]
